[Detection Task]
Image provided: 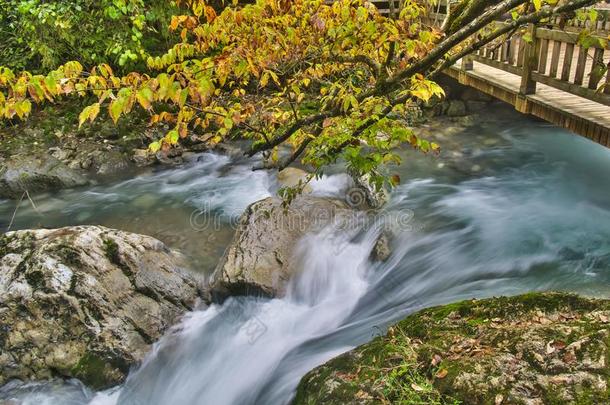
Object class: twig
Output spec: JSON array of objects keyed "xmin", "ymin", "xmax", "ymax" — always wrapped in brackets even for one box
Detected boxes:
[
  {"xmin": 25, "ymin": 189, "xmax": 42, "ymax": 216},
  {"xmin": 7, "ymin": 192, "xmax": 25, "ymax": 232}
]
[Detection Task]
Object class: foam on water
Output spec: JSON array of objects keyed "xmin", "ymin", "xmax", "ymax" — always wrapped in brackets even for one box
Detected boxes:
[{"xmin": 2, "ymin": 111, "xmax": 610, "ymax": 404}]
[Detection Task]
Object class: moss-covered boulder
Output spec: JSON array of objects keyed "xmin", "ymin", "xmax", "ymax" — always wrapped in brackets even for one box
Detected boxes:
[
  {"xmin": 293, "ymin": 293, "xmax": 610, "ymax": 405},
  {"xmin": 0, "ymin": 226, "xmax": 204, "ymax": 389}
]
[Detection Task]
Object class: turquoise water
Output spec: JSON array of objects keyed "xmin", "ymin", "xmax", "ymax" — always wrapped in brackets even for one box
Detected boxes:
[{"xmin": 1, "ymin": 107, "xmax": 610, "ymax": 404}]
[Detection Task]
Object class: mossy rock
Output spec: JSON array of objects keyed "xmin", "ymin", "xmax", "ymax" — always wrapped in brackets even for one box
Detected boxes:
[{"xmin": 293, "ymin": 292, "xmax": 610, "ymax": 405}]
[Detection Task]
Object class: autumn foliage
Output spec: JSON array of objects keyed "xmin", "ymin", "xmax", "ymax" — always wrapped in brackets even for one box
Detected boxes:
[{"xmin": 0, "ymin": 0, "xmax": 600, "ymax": 187}]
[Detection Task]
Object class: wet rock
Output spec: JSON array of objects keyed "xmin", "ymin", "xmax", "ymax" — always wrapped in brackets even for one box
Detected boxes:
[
  {"xmin": 0, "ymin": 226, "xmax": 204, "ymax": 388},
  {"xmin": 48, "ymin": 147, "xmax": 74, "ymax": 162},
  {"xmin": 0, "ymin": 155, "xmax": 88, "ymax": 198},
  {"xmin": 446, "ymin": 100, "xmax": 467, "ymax": 117},
  {"xmin": 370, "ymin": 231, "xmax": 391, "ymax": 262},
  {"xmin": 466, "ymin": 100, "xmax": 489, "ymax": 113},
  {"xmin": 210, "ymin": 196, "xmax": 353, "ymax": 298},
  {"xmin": 277, "ymin": 167, "xmax": 313, "ymax": 193},
  {"xmin": 132, "ymin": 148, "xmax": 153, "ymax": 166},
  {"xmin": 350, "ymin": 173, "xmax": 388, "ymax": 209},
  {"xmin": 293, "ymin": 292, "xmax": 610, "ymax": 405},
  {"xmin": 90, "ymin": 150, "xmax": 132, "ymax": 176}
]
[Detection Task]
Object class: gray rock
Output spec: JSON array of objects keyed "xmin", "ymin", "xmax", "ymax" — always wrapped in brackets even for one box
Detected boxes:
[
  {"xmin": 132, "ymin": 149, "xmax": 152, "ymax": 166},
  {"xmin": 370, "ymin": 231, "xmax": 391, "ymax": 262},
  {"xmin": 350, "ymin": 173, "xmax": 388, "ymax": 209},
  {"xmin": 0, "ymin": 155, "xmax": 88, "ymax": 198},
  {"xmin": 466, "ymin": 100, "xmax": 489, "ymax": 113},
  {"xmin": 92, "ymin": 150, "xmax": 132, "ymax": 176},
  {"xmin": 446, "ymin": 100, "xmax": 467, "ymax": 117},
  {"xmin": 0, "ymin": 226, "xmax": 203, "ymax": 388},
  {"xmin": 210, "ymin": 196, "xmax": 353, "ymax": 298},
  {"xmin": 48, "ymin": 147, "xmax": 74, "ymax": 162},
  {"xmin": 277, "ymin": 167, "xmax": 313, "ymax": 193}
]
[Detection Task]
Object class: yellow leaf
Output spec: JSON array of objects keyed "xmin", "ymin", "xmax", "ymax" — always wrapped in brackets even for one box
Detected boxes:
[
  {"xmin": 78, "ymin": 103, "xmax": 100, "ymax": 128},
  {"xmin": 260, "ymin": 72, "xmax": 270, "ymax": 88},
  {"xmin": 109, "ymin": 99, "xmax": 123, "ymax": 124},
  {"xmin": 436, "ymin": 369, "xmax": 448, "ymax": 379}
]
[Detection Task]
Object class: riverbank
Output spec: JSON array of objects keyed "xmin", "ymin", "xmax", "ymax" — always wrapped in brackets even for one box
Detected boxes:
[{"xmin": 293, "ymin": 292, "xmax": 610, "ymax": 404}]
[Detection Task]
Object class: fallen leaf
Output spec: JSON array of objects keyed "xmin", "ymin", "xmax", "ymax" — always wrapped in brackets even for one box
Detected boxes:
[
  {"xmin": 355, "ymin": 390, "xmax": 372, "ymax": 399},
  {"xmin": 435, "ymin": 369, "xmax": 448, "ymax": 379},
  {"xmin": 431, "ymin": 354, "xmax": 442, "ymax": 366},
  {"xmin": 563, "ymin": 350, "xmax": 576, "ymax": 364},
  {"xmin": 411, "ymin": 383, "xmax": 425, "ymax": 392}
]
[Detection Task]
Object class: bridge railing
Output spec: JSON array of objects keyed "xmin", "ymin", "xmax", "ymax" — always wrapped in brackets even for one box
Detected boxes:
[{"xmin": 462, "ymin": 21, "xmax": 610, "ymax": 106}]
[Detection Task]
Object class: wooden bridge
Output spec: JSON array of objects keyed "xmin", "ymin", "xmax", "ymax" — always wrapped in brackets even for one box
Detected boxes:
[{"xmin": 370, "ymin": 0, "xmax": 610, "ymax": 148}]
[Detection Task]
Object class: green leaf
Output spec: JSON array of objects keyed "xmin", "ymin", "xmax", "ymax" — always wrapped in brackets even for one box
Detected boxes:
[
  {"xmin": 149, "ymin": 141, "xmax": 161, "ymax": 153},
  {"xmin": 168, "ymin": 129, "xmax": 179, "ymax": 144},
  {"xmin": 136, "ymin": 87, "xmax": 154, "ymax": 110},
  {"xmin": 223, "ymin": 117, "xmax": 234, "ymax": 130},
  {"xmin": 533, "ymin": 0, "xmax": 542, "ymax": 11}
]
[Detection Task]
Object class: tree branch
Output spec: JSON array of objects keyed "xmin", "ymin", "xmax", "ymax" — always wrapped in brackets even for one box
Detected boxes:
[
  {"xmin": 429, "ymin": 0, "xmax": 598, "ymax": 79},
  {"xmin": 334, "ymin": 54, "xmax": 382, "ymax": 78}
]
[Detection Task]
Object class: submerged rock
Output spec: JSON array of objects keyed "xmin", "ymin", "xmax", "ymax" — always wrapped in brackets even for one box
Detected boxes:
[
  {"xmin": 293, "ymin": 292, "xmax": 610, "ymax": 405},
  {"xmin": 445, "ymin": 100, "xmax": 467, "ymax": 117},
  {"xmin": 0, "ymin": 155, "xmax": 88, "ymax": 198},
  {"xmin": 210, "ymin": 196, "xmax": 353, "ymax": 298},
  {"xmin": 0, "ymin": 226, "xmax": 203, "ymax": 389}
]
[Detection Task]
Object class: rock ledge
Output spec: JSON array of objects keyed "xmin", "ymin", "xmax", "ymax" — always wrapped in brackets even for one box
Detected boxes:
[{"xmin": 0, "ymin": 225, "xmax": 203, "ymax": 388}]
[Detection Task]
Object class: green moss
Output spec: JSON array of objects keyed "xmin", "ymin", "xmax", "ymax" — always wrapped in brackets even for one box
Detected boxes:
[
  {"xmin": 102, "ymin": 237, "xmax": 121, "ymax": 266},
  {"xmin": 24, "ymin": 270, "xmax": 46, "ymax": 290},
  {"xmin": 293, "ymin": 292, "xmax": 610, "ymax": 405},
  {"xmin": 0, "ymin": 233, "xmax": 15, "ymax": 257},
  {"xmin": 70, "ymin": 353, "xmax": 114, "ymax": 390},
  {"xmin": 54, "ymin": 243, "xmax": 83, "ymax": 267}
]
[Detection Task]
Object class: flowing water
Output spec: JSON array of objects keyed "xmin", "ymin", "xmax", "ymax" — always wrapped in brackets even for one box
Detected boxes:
[{"xmin": 2, "ymin": 107, "xmax": 610, "ymax": 404}]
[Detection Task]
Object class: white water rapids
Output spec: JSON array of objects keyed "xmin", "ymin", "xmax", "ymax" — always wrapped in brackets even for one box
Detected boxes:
[{"xmin": 2, "ymin": 108, "xmax": 610, "ymax": 404}]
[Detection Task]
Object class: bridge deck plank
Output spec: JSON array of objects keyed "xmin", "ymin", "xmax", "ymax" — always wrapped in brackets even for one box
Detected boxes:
[{"xmin": 452, "ymin": 61, "xmax": 610, "ymax": 131}]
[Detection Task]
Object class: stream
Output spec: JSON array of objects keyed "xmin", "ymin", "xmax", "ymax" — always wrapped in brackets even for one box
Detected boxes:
[{"xmin": 1, "ymin": 106, "xmax": 610, "ymax": 404}]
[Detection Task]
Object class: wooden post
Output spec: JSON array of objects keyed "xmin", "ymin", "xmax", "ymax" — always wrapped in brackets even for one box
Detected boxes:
[
  {"xmin": 519, "ymin": 24, "xmax": 538, "ymax": 95},
  {"xmin": 588, "ymin": 48, "xmax": 605, "ymax": 90},
  {"xmin": 461, "ymin": 54, "xmax": 474, "ymax": 71}
]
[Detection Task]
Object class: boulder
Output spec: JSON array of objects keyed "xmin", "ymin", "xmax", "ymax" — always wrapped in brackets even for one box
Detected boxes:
[
  {"xmin": 445, "ymin": 100, "xmax": 467, "ymax": 117},
  {"xmin": 0, "ymin": 226, "xmax": 203, "ymax": 389},
  {"xmin": 277, "ymin": 167, "xmax": 313, "ymax": 194},
  {"xmin": 293, "ymin": 292, "xmax": 610, "ymax": 405},
  {"xmin": 370, "ymin": 231, "xmax": 391, "ymax": 262},
  {"xmin": 210, "ymin": 196, "xmax": 353, "ymax": 298},
  {"xmin": 350, "ymin": 173, "xmax": 388, "ymax": 209},
  {"xmin": 0, "ymin": 155, "xmax": 88, "ymax": 198}
]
